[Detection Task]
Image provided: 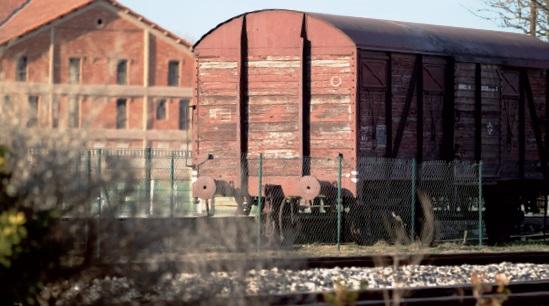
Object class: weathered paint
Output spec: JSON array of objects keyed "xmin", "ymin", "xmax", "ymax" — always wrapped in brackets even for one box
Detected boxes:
[
  {"xmin": 194, "ymin": 11, "xmax": 356, "ymax": 197},
  {"xmin": 193, "ymin": 9, "xmax": 549, "ymax": 201}
]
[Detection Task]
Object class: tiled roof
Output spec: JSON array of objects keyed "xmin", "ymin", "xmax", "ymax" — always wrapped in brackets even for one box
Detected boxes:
[
  {"xmin": 0, "ymin": 0, "xmax": 192, "ymax": 47},
  {"xmin": 0, "ymin": 0, "xmax": 29, "ymax": 26}
]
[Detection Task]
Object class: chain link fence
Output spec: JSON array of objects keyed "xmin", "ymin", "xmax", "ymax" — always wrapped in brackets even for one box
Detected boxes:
[
  {"xmin": 26, "ymin": 148, "xmax": 487, "ymax": 259},
  {"xmin": 245, "ymin": 155, "xmax": 345, "ymax": 248},
  {"xmin": 33, "ymin": 148, "xmax": 197, "ymax": 218},
  {"xmin": 248, "ymin": 154, "xmax": 485, "ymax": 250}
]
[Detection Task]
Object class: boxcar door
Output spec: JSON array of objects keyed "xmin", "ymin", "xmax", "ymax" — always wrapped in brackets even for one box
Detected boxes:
[
  {"xmin": 422, "ymin": 58, "xmax": 446, "ymax": 160},
  {"xmin": 499, "ymin": 69, "xmax": 520, "ymax": 179},
  {"xmin": 358, "ymin": 53, "xmax": 389, "ymax": 157},
  {"xmin": 479, "ymin": 65, "xmax": 501, "ymax": 178}
]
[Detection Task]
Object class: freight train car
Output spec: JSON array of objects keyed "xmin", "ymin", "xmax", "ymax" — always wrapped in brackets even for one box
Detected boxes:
[{"xmin": 191, "ymin": 9, "xmax": 549, "ymax": 243}]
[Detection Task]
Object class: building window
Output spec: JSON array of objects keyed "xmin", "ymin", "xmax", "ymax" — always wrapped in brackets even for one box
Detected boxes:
[
  {"xmin": 168, "ymin": 60, "xmax": 180, "ymax": 86},
  {"xmin": 16, "ymin": 56, "xmax": 27, "ymax": 82},
  {"xmin": 156, "ymin": 99, "xmax": 167, "ymax": 120},
  {"xmin": 179, "ymin": 99, "xmax": 189, "ymax": 130},
  {"xmin": 116, "ymin": 59, "xmax": 128, "ymax": 85},
  {"xmin": 69, "ymin": 96, "xmax": 79, "ymax": 128},
  {"xmin": 3, "ymin": 95, "xmax": 11, "ymax": 106},
  {"xmin": 51, "ymin": 97, "xmax": 59, "ymax": 128},
  {"xmin": 69, "ymin": 58, "xmax": 81, "ymax": 84},
  {"xmin": 27, "ymin": 96, "xmax": 39, "ymax": 127},
  {"xmin": 3, "ymin": 95, "xmax": 11, "ymax": 113},
  {"xmin": 116, "ymin": 98, "xmax": 127, "ymax": 129}
]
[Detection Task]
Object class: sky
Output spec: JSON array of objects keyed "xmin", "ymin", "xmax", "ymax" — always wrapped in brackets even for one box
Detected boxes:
[{"xmin": 118, "ymin": 0, "xmax": 512, "ymax": 44}]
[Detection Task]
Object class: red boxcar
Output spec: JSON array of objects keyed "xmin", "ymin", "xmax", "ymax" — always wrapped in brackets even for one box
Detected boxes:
[{"xmin": 192, "ymin": 9, "xmax": 549, "ymax": 242}]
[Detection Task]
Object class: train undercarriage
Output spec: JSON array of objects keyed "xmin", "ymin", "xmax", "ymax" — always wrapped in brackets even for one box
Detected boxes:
[{"xmin": 194, "ymin": 175, "xmax": 549, "ymax": 246}]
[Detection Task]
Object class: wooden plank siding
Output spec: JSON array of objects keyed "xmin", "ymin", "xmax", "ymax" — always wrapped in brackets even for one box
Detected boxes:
[
  {"xmin": 195, "ymin": 57, "xmax": 239, "ymax": 185},
  {"xmin": 193, "ymin": 10, "xmax": 549, "ymax": 201}
]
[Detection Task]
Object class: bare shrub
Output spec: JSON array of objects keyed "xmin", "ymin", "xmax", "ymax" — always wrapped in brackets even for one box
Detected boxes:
[{"xmin": 0, "ymin": 105, "xmax": 137, "ymax": 304}]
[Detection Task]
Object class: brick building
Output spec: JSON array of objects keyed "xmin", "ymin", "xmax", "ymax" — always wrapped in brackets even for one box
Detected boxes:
[{"xmin": 0, "ymin": 0, "xmax": 194, "ymax": 150}]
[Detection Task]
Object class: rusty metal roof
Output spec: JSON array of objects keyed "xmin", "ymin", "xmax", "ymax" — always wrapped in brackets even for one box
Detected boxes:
[{"xmin": 195, "ymin": 9, "xmax": 549, "ymax": 67}]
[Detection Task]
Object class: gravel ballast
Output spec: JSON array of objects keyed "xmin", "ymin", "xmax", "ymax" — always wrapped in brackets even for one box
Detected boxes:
[{"xmin": 53, "ymin": 262, "xmax": 549, "ymax": 304}]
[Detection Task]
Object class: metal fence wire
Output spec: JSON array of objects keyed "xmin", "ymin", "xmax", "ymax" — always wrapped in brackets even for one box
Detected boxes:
[
  {"xmin": 52, "ymin": 148, "xmax": 195, "ymax": 218},
  {"xmin": 355, "ymin": 157, "xmax": 416, "ymax": 245},
  {"xmin": 248, "ymin": 154, "xmax": 485, "ymax": 249},
  {"xmin": 246, "ymin": 155, "xmax": 345, "ymax": 248},
  {"xmin": 418, "ymin": 161, "xmax": 484, "ymax": 244},
  {"xmin": 26, "ymin": 148, "xmax": 485, "ymax": 258}
]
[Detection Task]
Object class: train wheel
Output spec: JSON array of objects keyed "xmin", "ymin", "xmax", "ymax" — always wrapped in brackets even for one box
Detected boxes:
[{"xmin": 278, "ymin": 198, "xmax": 302, "ymax": 246}]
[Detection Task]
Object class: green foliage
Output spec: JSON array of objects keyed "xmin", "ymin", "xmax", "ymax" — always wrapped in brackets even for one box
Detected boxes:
[
  {"xmin": 0, "ymin": 145, "xmax": 67, "ymax": 305},
  {"xmin": 0, "ymin": 145, "xmax": 6, "ymax": 171},
  {"xmin": 0, "ymin": 210, "xmax": 27, "ymax": 267}
]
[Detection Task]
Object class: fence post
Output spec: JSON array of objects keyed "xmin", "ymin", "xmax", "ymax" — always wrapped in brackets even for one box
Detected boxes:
[
  {"xmin": 86, "ymin": 150, "xmax": 92, "ymax": 215},
  {"xmin": 411, "ymin": 159, "xmax": 416, "ymax": 241},
  {"xmin": 478, "ymin": 161, "xmax": 483, "ymax": 246},
  {"xmin": 337, "ymin": 154, "xmax": 343, "ymax": 253},
  {"xmin": 170, "ymin": 152, "xmax": 175, "ymax": 218},
  {"xmin": 145, "ymin": 147, "xmax": 152, "ymax": 216},
  {"xmin": 257, "ymin": 153, "xmax": 263, "ymax": 252},
  {"xmin": 96, "ymin": 148, "xmax": 102, "ymax": 260}
]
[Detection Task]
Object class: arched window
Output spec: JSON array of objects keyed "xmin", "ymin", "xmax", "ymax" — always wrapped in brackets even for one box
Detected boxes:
[
  {"xmin": 117, "ymin": 59, "xmax": 128, "ymax": 85},
  {"xmin": 16, "ymin": 56, "xmax": 28, "ymax": 81}
]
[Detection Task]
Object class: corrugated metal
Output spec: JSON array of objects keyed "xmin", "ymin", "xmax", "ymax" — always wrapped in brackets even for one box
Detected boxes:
[{"xmin": 195, "ymin": 9, "xmax": 549, "ymax": 68}]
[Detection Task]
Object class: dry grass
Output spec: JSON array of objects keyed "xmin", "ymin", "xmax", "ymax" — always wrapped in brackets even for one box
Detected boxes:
[
  {"xmin": 104, "ymin": 241, "xmax": 549, "ymax": 264},
  {"xmin": 293, "ymin": 241, "xmax": 549, "ymax": 257}
]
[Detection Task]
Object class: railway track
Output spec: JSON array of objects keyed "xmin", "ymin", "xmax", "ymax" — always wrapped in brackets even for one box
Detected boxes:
[
  {"xmin": 98, "ymin": 251, "xmax": 549, "ymax": 274},
  {"xmin": 190, "ymin": 280, "xmax": 549, "ymax": 306},
  {"xmin": 110, "ymin": 281, "xmax": 549, "ymax": 306},
  {"xmin": 92, "ymin": 252, "xmax": 549, "ymax": 305}
]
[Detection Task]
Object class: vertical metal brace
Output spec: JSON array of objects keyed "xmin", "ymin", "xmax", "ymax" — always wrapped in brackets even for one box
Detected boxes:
[
  {"xmin": 475, "ymin": 64, "xmax": 482, "ymax": 163},
  {"xmin": 337, "ymin": 154, "xmax": 343, "ymax": 253},
  {"xmin": 300, "ymin": 14, "xmax": 311, "ymax": 176},
  {"xmin": 411, "ymin": 159, "xmax": 417, "ymax": 241},
  {"xmin": 443, "ymin": 58, "xmax": 455, "ymax": 161},
  {"xmin": 416, "ymin": 56, "xmax": 424, "ymax": 163},
  {"xmin": 519, "ymin": 71, "xmax": 526, "ymax": 178},
  {"xmin": 238, "ymin": 16, "xmax": 249, "ymax": 197},
  {"xmin": 478, "ymin": 161, "xmax": 483, "ymax": 246},
  {"xmin": 257, "ymin": 153, "xmax": 263, "ymax": 252},
  {"xmin": 385, "ymin": 53, "xmax": 393, "ymax": 157},
  {"xmin": 170, "ymin": 152, "xmax": 175, "ymax": 218}
]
